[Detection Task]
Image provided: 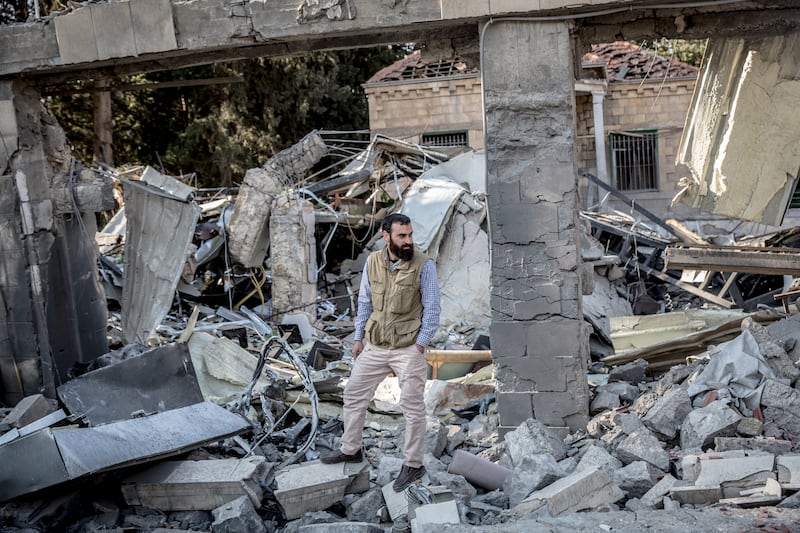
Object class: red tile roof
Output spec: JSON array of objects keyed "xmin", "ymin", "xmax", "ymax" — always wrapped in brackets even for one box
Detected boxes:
[
  {"xmin": 582, "ymin": 41, "xmax": 698, "ymax": 81},
  {"xmin": 366, "ymin": 42, "xmax": 697, "ymax": 84},
  {"xmin": 365, "ymin": 50, "xmax": 479, "ymax": 84}
]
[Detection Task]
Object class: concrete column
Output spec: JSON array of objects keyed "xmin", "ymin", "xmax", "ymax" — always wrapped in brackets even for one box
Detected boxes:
[
  {"xmin": 482, "ymin": 20, "xmax": 589, "ymax": 433},
  {"xmin": 0, "ymin": 80, "xmax": 110, "ymax": 405},
  {"xmin": 592, "ymin": 90, "xmax": 608, "ymax": 186},
  {"xmin": 269, "ymin": 192, "xmax": 317, "ymax": 318}
]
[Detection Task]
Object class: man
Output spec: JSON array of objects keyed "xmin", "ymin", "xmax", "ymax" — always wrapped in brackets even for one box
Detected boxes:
[{"xmin": 321, "ymin": 213, "xmax": 441, "ymax": 492}]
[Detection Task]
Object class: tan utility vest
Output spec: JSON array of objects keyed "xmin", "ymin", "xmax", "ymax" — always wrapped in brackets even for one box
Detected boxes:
[{"xmin": 364, "ymin": 247, "xmax": 428, "ymax": 349}]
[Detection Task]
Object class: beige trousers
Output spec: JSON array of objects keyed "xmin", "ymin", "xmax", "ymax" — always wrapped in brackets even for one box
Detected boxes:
[{"xmin": 339, "ymin": 341, "xmax": 427, "ymax": 468}]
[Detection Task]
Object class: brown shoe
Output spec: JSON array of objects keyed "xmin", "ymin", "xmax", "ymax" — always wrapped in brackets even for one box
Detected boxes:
[
  {"xmin": 320, "ymin": 449, "xmax": 363, "ymax": 464},
  {"xmin": 393, "ymin": 464, "xmax": 426, "ymax": 491}
]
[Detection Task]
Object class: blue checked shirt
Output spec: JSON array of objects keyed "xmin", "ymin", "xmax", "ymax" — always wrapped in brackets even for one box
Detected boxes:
[{"xmin": 353, "ymin": 251, "xmax": 440, "ymax": 348}]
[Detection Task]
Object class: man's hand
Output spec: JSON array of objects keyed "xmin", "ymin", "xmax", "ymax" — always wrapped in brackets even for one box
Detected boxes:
[
  {"xmin": 416, "ymin": 344, "xmax": 425, "ymax": 354},
  {"xmin": 352, "ymin": 340, "xmax": 364, "ymax": 359}
]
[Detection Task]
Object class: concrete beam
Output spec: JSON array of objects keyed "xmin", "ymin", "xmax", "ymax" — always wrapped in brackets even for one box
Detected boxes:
[{"xmin": 3, "ymin": 1, "xmax": 800, "ymax": 81}]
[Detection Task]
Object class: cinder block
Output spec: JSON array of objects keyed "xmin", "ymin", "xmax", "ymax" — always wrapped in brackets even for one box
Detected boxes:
[
  {"xmin": 274, "ymin": 460, "xmax": 369, "ymax": 520},
  {"xmin": 2, "ymin": 393, "xmax": 52, "ymax": 428},
  {"xmin": 92, "ymin": 1, "xmax": 136, "ymax": 60},
  {"xmin": 497, "ymin": 391, "xmax": 534, "ymax": 427},
  {"xmin": 131, "ymin": 0, "xmax": 177, "ymax": 55},
  {"xmin": 532, "ymin": 391, "xmax": 588, "ymax": 428},
  {"xmin": 54, "ymin": 6, "xmax": 98, "ymax": 64},
  {"xmin": 511, "ymin": 466, "xmax": 623, "ymax": 517}
]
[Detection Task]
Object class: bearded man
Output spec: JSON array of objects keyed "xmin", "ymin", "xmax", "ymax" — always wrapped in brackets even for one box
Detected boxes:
[{"xmin": 320, "ymin": 213, "xmax": 441, "ymax": 492}]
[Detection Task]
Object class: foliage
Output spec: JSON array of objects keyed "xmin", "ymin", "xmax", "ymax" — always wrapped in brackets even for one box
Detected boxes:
[
  {"xmin": 46, "ymin": 47, "xmax": 406, "ymax": 187},
  {"xmin": 641, "ymin": 38, "xmax": 707, "ymax": 67}
]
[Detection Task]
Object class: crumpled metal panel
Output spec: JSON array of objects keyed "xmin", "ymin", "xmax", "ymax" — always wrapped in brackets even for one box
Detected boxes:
[
  {"xmin": 0, "ymin": 429, "xmax": 69, "ymax": 502},
  {"xmin": 57, "ymin": 343, "xmax": 204, "ymax": 426},
  {"xmin": 120, "ymin": 178, "xmax": 200, "ymax": 344},
  {"xmin": 0, "ymin": 402, "xmax": 250, "ymax": 502}
]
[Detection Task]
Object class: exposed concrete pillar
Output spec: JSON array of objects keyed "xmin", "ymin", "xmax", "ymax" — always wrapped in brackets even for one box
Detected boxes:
[
  {"xmin": 591, "ymin": 90, "xmax": 608, "ymax": 186},
  {"xmin": 482, "ymin": 20, "xmax": 589, "ymax": 433},
  {"xmin": 0, "ymin": 80, "xmax": 110, "ymax": 405},
  {"xmin": 269, "ymin": 192, "xmax": 317, "ymax": 318}
]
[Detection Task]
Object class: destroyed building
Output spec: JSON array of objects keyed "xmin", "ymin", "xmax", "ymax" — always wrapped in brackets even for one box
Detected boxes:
[{"xmin": 4, "ymin": 0, "xmax": 800, "ymax": 532}]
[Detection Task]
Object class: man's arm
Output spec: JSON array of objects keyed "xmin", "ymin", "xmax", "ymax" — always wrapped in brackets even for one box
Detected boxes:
[
  {"xmin": 416, "ymin": 259, "xmax": 440, "ymax": 351},
  {"xmin": 352, "ymin": 261, "xmax": 373, "ymax": 357}
]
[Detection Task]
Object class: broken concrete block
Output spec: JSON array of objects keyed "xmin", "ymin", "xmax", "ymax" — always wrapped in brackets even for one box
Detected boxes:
[
  {"xmin": 714, "ymin": 437, "xmax": 792, "ymax": 455},
  {"xmin": 641, "ymin": 383, "xmax": 692, "ymax": 440},
  {"xmin": 680, "ymin": 450, "xmax": 746, "ymax": 483},
  {"xmin": 680, "ymin": 400, "xmax": 741, "ymax": 450},
  {"xmin": 590, "ymin": 391, "xmax": 620, "ymax": 414},
  {"xmin": 598, "ymin": 382, "xmax": 640, "ymax": 403},
  {"xmin": 760, "ymin": 380, "xmax": 800, "ymax": 440},
  {"xmin": 640, "ymin": 474, "xmax": 680, "ymax": 509},
  {"xmin": 447, "ymin": 449, "xmax": 511, "ymax": 491},
  {"xmin": 410, "ymin": 500, "xmax": 460, "ymax": 532},
  {"xmin": 121, "ymin": 457, "xmax": 271, "ymax": 511},
  {"xmin": 669, "ymin": 485, "xmax": 723, "ymax": 506},
  {"xmin": 270, "ymin": 193, "xmax": 317, "ymax": 317},
  {"xmin": 425, "ymin": 469, "xmax": 477, "ymax": 504},
  {"xmin": 694, "ymin": 454, "xmax": 775, "ymax": 487},
  {"xmin": 615, "ymin": 429, "xmax": 670, "ymax": 471},
  {"xmin": 719, "ymin": 477, "xmax": 782, "ymax": 508},
  {"xmin": 345, "ymin": 485, "xmax": 383, "ymax": 523},
  {"xmin": 380, "ymin": 483, "xmax": 449, "ymax": 522},
  {"xmin": 509, "ymin": 466, "xmax": 624, "ymax": 518},
  {"xmin": 615, "ymin": 412, "xmax": 645, "ymax": 435},
  {"xmin": 575, "ymin": 444, "xmax": 622, "ymax": 475},
  {"xmin": 777, "ymin": 455, "xmax": 800, "ymax": 483},
  {"xmin": 1, "ymin": 394, "xmax": 52, "ymax": 428},
  {"xmin": 608, "ymin": 358, "xmax": 647, "ymax": 384},
  {"xmin": 210, "ymin": 495, "xmax": 266, "ymax": 533},
  {"xmin": 504, "ymin": 418, "xmax": 567, "ymax": 464},
  {"xmin": 611, "ymin": 461, "xmax": 658, "ymax": 499},
  {"xmin": 737, "ymin": 417, "xmax": 763, "ymax": 437},
  {"xmin": 298, "ymin": 523, "xmax": 383, "ymax": 533},
  {"xmin": 274, "ymin": 460, "xmax": 370, "ymax": 520},
  {"xmin": 503, "ymin": 453, "xmax": 567, "ymax": 508}
]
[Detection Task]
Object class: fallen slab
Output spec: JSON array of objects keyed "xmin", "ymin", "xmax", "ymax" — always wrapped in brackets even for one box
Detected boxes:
[
  {"xmin": 1, "ymin": 394, "xmax": 53, "ymax": 428},
  {"xmin": 121, "ymin": 456, "xmax": 272, "ymax": 511},
  {"xmin": 274, "ymin": 460, "xmax": 370, "ymax": 520},
  {"xmin": 509, "ymin": 466, "xmax": 624, "ymax": 518}
]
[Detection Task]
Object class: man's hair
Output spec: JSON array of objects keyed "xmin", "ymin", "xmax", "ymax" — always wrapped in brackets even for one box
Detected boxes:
[{"xmin": 381, "ymin": 213, "xmax": 411, "ymax": 234}]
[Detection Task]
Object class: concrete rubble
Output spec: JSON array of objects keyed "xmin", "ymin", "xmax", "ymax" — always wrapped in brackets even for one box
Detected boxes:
[{"xmin": 3, "ymin": 131, "xmax": 800, "ymax": 532}]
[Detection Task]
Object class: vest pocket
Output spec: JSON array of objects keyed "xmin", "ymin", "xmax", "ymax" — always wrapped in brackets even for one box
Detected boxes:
[
  {"xmin": 371, "ymin": 281, "xmax": 385, "ymax": 311},
  {"xmin": 389, "ymin": 270, "xmax": 416, "ymax": 313},
  {"xmin": 394, "ymin": 317, "xmax": 421, "ymax": 346}
]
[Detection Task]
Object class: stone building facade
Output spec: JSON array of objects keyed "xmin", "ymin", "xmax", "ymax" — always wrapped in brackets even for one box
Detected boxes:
[{"xmin": 364, "ymin": 43, "xmax": 698, "ymax": 220}]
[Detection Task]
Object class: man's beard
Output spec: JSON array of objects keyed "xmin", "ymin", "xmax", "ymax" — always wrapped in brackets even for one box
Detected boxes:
[{"xmin": 390, "ymin": 240, "xmax": 414, "ymax": 261}]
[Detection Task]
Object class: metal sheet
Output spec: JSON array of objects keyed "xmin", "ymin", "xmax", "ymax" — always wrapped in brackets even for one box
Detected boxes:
[
  {"xmin": 57, "ymin": 343, "xmax": 204, "ymax": 426},
  {"xmin": 54, "ymin": 402, "xmax": 250, "ymax": 478},
  {"xmin": 0, "ymin": 429, "xmax": 70, "ymax": 502},
  {"xmin": 120, "ymin": 179, "xmax": 200, "ymax": 344}
]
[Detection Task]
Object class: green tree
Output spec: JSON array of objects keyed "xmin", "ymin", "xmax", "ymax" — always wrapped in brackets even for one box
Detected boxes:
[
  {"xmin": 46, "ymin": 47, "xmax": 406, "ymax": 187},
  {"xmin": 641, "ymin": 38, "xmax": 707, "ymax": 67}
]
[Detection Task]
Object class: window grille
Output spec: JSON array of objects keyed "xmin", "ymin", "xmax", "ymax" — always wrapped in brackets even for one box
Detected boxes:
[
  {"xmin": 609, "ymin": 130, "xmax": 659, "ymax": 191},
  {"xmin": 421, "ymin": 131, "xmax": 468, "ymax": 148}
]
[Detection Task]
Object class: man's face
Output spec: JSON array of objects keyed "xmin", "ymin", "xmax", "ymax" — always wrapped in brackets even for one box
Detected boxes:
[{"xmin": 385, "ymin": 222, "xmax": 414, "ymax": 261}]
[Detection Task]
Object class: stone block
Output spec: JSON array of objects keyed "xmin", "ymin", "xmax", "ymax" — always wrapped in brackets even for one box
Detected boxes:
[
  {"xmin": 510, "ymin": 466, "xmax": 624, "ymax": 518},
  {"xmin": 776, "ymin": 455, "xmax": 800, "ymax": 483},
  {"xmin": 737, "ymin": 417, "xmax": 764, "ymax": 437},
  {"xmin": 590, "ymin": 391, "xmax": 620, "ymax": 414},
  {"xmin": 608, "ymin": 358, "xmax": 647, "ymax": 384},
  {"xmin": 92, "ymin": 1, "xmax": 136, "ymax": 60},
  {"xmin": 495, "ymin": 355, "xmax": 572, "ymax": 393},
  {"xmin": 411, "ymin": 499, "xmax": 460, "ymax": 532},
  {"xmin": 611, "ymin": 461, "xmax": 658, "ymax": 499},
  {"xmin": 615, "ymin": 429, "xmax": 670, "ymax": 471},
  {"xmin": 496, "ymin": 391, "xmax": 533, "ymax": 428},
  {"xmin": 2, "ymin": 393, "xmax": 52, "ymax": 428},
  {"xmin": 575, "ymin": 445, "xmax": 622, "ymax": 475},
  {"xmin": 345, "ymin": 486, "xmax": 383, "ymax": 523},
  {"xmin": 641, "ymin": 384, "xmax": 692, "ymax": 440},
  {"xmin": 494, "ymin": 203, "xmax": 559, "ymax": 244},
  {"xmin": 274, "ymin": 460, "xmax": 370, "ymax": 520},
  {"xmin": 640, "ymin": 474, "xmax": 679, "ymax": 509},
  {"xmin": 54, "ymin": 6, "xmax": 98, "ymax": 64},
  {"xmin": 130, "ymin": 0, "xmax": 177, "ymax": 54},
  {"xmin": 669, "ymin": 485, "xmax": 723, "ymax": 506},
  {"xmin": 680, "ymin": 400, "xmax": 741, "ymax": 451},
  {"xmin": 503, "ymin": 453, "xmax": 567, "ymax": 507},
  {"xmin": 504, "ymin": 417, "xmax": 567, "ymax": 464},
  {"xmin": 211, "ymin": 496, "xmax": 265, "ymax": 533},
  {"xmin": 599, "ymin": 382, "xmax": 640, "ymax": 403},
  {"xmin": 531, "ymin": 391, "xmax": 588, "ymax": 430},
  {"xmin": 714, "ymin": 437, "xmax": 792, "ymax": 455},
  {"xmin": 694, "ymin": 454, "xmax": 775, "ymax": 487}
]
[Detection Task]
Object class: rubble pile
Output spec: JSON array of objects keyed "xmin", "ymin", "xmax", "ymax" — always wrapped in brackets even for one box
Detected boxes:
[{"xmin": 3, "ymin": 131, "xmax": 800, "ymax": 531}]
